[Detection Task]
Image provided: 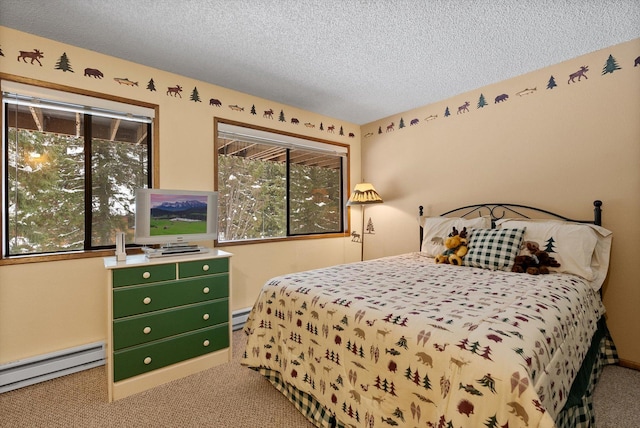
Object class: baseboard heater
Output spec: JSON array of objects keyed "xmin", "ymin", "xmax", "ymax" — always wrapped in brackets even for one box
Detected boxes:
[
  {"xmin": 0, "ymin": 308, "xmax": 251, "ymax": 394},
  {"xmin": 232, "ymin": 307, "xmax": 252, "ymax": 331},
  {"xmin": 0, "ymin": 341, "xmax": 105, "ymax": 394}
]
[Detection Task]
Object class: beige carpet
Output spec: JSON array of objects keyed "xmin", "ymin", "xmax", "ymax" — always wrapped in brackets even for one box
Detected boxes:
[{"xmin": 1, "ymin": 330, "xmax": 639, "ymax": 427}]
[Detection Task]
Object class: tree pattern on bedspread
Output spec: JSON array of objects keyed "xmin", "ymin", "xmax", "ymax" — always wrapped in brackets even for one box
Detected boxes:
[{"xmin": 241, "ymin": 253, "xmax": 605, "ymax": 428}]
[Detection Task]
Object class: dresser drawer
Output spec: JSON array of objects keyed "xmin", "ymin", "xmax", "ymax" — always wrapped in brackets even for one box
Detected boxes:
[
  {"xmin": 113, "ymin": 324, "xmax": 229, "ymax": 382},
  {"xmin": 179, "ymin": 258, "xmax": 228, "ymax": 278},
  {"xmin": 113, "ymin": 275, "xmax": 228, "ymax": 318},
  {"xmin": 112, "ymin": 264, "xmax": 176, "ymax": 288},
  {"xmin": 113, "ymin": 299, "xmax": 228, "ymax": 350}
]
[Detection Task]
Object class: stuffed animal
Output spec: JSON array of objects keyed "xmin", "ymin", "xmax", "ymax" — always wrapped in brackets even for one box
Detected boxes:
[
  {"xmin": 435, "ymin": 227, "xmax": 468, "ymax": 266},
  {"xmin": 511, "ymin": 241, "xmax": 561, "ymax": 275}
]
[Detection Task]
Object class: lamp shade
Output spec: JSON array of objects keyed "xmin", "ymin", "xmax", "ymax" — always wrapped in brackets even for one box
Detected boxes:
[{"xmin": 347, "ymin": 183, "xmax": 383, "ymax": 206}]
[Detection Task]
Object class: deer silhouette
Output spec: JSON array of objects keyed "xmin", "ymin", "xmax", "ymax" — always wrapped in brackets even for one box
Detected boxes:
[
  {"xmin": 568, "ymin": 66, "xmax": 589, "ymax": 83},
  {"xmin": 17, "ymin": 49, "xmax": 44, "ymax": 66},
  {"xmin": 166, "ymin": 85, "xmax": 183, "ymax": 97}
]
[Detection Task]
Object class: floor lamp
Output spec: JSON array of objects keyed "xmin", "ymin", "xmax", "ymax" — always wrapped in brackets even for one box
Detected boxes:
[{"xmin": 347, "ymin": 182, "xmax": 383, "ymax": 261}]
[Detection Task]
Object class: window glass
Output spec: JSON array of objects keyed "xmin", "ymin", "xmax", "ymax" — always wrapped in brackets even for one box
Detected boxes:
[
  {"xmin": 288, "ymin": 148, "xmax": 343, "ymax": 235},
  {"xmin": 91, "ymin": 115, "xmax": 149, "ymax": 248},
  {"xmin": 216, "ymin": 121, "xmax": 347, "ymax": 243},
  {"xmin": 3, "ymin": 87, "xmax": 152, "ymax": 256}
]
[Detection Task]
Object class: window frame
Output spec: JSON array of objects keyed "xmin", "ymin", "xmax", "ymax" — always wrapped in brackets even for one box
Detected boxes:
[
  {"xmin": 0, "ymin": 75, "xmax": 159, "ymax": 265},
  {"xmin": 214, "ymin": 118, "xmax": 350, "ymax": 246}
]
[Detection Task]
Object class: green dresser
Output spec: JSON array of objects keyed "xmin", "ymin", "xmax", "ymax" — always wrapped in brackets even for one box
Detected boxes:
[{"xmin": 105, "ymin": 251, "xmax": 232, "ymax": 401}]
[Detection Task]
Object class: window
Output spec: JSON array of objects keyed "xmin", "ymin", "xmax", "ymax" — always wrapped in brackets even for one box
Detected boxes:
[
  {"xmin": 2, "ymin": 81, "xmax": 155, "ymax": 258},
  {"xmin": 215, "ymin": 120, "xmax": 349, "ymax": 243}
]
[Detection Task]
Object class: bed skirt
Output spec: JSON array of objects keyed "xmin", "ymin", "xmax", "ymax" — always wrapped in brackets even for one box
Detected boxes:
[
  {"xmin": 248, "ymin": 317, "xmax": 618, "ymax": 428},
  {"xmin": 555, "ymin": 317, "xmax": 618, "ymax": 428}
]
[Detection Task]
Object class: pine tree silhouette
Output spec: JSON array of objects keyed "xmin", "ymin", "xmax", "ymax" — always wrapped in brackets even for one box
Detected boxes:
[
  {"xmin": 279, "ymin": 110, "xmax": 285, "ymax": 122},
  {"xmin": 485, "ymin": 415, "xmax": 499, "ymax": 428},
  {"xmin": 480, "ymin": 345, "xmax": 493, "ymax": 361},
  {"xmin": 190, "ymin": 87, "xmax": 201, "ymax": 102},
  {"xmin": 547, "ymin": 75, "xmax": 557, "ymax": 90},
  {"xmin": 422, "ymin": 373, "xmax": 431, "ymax": 390},
  {"xmin": 444, "ymin": 107, "xmax": 450, "ymax": 117},
  {"xmin": 55, "ymin": 52, "xmax": 74, "ymax": 72},
  {"xmin": 412, "ymin": 370, "xmax": 421, "ymax": 385},
  {"xmin": 374, "ymin": 375, "xmax": 381, "ymax": 388},
  {"xmin": 389, "ymin": 381, "xmax": 397, "ymax": 396},
  {"xmin": 399, "ymin": 118, "xmax": 405, "ymax": 128},
  {"xmin": 366, "ymin": 218, "xmax": 375, "ymax": 234},
  {"xmin": 381, "ymin": 378, "xmax": 389, "ymax": 392},
  {"xmin": 544, "ymin": 237, "xmax": 557, "ymax": 253},
  {"xmin": 250, "ymin": 105, "xmax": 257, "ymax": 115},
  {"xmin": 339, "ymin": 126, "xmax": 344, "ymax": 136},
  {"xmin": 0, "ymin": 46, "xmax": 4, "ymax": 56},
  {"xmin": 602, "ymin": 54, "xmax": 621, "ymax": 75},
  {"xmin": 147, "ymin": 78, "xmax": 156, "ymax": 91},
  {"xmin": 477, "ymin": 94, "xmax": 487, "ymax": 108}
]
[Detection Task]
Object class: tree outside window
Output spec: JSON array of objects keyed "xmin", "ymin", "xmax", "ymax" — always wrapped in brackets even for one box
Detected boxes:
[
  {"xmin": 4, "ymin": 97, "xmax": 151, "ymax": 256},
  {"xmin": 216, "ymin": 121, "xmax": 347, "ymax": 243}
]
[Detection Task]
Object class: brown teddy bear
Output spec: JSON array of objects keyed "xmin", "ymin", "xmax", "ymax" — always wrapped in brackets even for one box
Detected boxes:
[
  {"xmin": 435, "ymin": 227, "xmax": 468, "ymax": 266},
  {"xmin": 512, "ymin": 241, "xmax": 561, "ymax": 275}
]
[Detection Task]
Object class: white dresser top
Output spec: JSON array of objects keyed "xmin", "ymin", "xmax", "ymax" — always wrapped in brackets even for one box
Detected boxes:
[{"xmin": 104, "ymin": 249, "xmax": 232, "ymax": 269}]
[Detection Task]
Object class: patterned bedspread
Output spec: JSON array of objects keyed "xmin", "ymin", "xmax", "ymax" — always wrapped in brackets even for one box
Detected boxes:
[{"xmin": 241, "ymin": 253, "xmax": 605, "ymax": 428}]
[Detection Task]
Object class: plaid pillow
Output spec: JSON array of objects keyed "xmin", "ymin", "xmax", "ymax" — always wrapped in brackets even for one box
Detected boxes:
[{"xmin": 464, "ymin": 228, "xmax": 526, "ymax": 271}]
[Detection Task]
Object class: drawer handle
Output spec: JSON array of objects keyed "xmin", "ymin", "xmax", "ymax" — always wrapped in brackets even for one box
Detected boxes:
[
  {"xmin": 203, "ymin": 340, "xmax": 210, "ymax": 347},
  {"xmin": 143, "ymin": 356, "xmax": 152, "ymax": 365},
  {"xmin": 142, "ymin": 271, "xmax": 151, "ymax": 279},
  {"xmin": 143, "ymin": 326, "xmax": 152, "ymax": 334},
  {"xmin": 203, "ymin": 287, "xmax": 210, "ymax": 294},
  {"xmin": 203, "ymin": 313, "xmax": 210, "ymax": 321},
  {"xmin": 202, "ymin": 264, "xmax": 210, "ymax": 271},
  {"xmin": 143, "ymin": 297, "xmax": 152, "ymax": 305}
]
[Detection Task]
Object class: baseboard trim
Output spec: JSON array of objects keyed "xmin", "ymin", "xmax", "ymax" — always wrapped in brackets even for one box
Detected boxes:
[
  {"xmin": 232, "ymin": 307, "xmax": 252, "ymax": 331},
  {"xmin": 0, "ymin": 342, "xmax": 105, "ymax": 393},
  {"xmin": 0, "ymin": 307, "xmax": 252, "ymax": 394},
  {"xmin": 619, "ymin": 358, "xmax": 640, "ymax": 371}
]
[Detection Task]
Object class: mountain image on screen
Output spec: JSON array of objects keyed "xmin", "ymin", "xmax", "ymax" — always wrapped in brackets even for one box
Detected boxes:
[{"xmin": 149, "ymin": 196, "xmax": 208, "ymax": 236}]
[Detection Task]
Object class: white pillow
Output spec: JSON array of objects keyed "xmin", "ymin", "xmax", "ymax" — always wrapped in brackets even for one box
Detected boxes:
[
  {"xmin": 496, "ymin": 219, "xmax": 612, "ymax": 289},
  {"xmin": 421, "ymin": 216, "xmax": 491, "ymax": 257}
]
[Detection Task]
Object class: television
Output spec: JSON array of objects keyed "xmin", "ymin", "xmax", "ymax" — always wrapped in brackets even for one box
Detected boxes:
[{"xmin": 134, "ymin": 188, "xmax": 218, "ymax": 255}]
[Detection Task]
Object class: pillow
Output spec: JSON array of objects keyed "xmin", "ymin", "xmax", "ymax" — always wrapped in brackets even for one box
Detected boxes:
[
  {"xmin": 421, "ymin": 216, "xmax": 491, "ymax": 257},
  {"xmin": 464, "ymin": 228, "xmax": 526, "ymax": 271},
  {"xmin": 496, "ymin": 219, "xmax": 612, "ymax": 289}
]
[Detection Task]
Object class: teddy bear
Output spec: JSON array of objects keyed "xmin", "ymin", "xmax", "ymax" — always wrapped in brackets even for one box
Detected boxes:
[
  {"xmin": 511, "ymin": 240, "xmax": 561, "ymax": 275},
  {"xmin": 435, "ymin": 227, "xmax": 468, "ymax": 266}
]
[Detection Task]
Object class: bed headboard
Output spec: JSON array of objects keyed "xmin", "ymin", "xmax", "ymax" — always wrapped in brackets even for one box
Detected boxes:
[{"xmin": 418, "ymin": 200, "xmax": 602, "ymax": 250}]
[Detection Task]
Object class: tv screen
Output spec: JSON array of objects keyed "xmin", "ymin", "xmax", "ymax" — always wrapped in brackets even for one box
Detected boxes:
[{"xmin": 134, "ymin": 188, "xmax": 218, "ymax": 247}]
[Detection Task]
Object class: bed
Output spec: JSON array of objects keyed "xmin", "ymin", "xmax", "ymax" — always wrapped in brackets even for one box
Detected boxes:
[{"xmin": 241, "ymin": 201, "xmax": 617, "ymax": 428}]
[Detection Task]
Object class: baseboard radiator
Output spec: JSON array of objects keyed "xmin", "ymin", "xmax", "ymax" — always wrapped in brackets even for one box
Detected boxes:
[
  {"xmin": 232, "ymin": 307, "xmax": 252, "ymax": 331},
  {"xmin": 0, "ymin": 341, "xmax": 105, "ymax": 394},
  {"xmin": 0, "ymin": 308, "xmax": 251, "ymax": 393}
]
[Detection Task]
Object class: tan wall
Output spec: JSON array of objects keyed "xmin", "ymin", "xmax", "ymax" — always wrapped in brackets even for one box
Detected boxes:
[
  {"xmin": 361, "ymin": 38, "xmax": 640, "ymax": 366},
  {"xmin": 1, "ymin": 26, "xmax": 638, "ymax": 368},
  {"xmin": 0, "ymin": 27, "xmax": 362, "ymax": 364}
]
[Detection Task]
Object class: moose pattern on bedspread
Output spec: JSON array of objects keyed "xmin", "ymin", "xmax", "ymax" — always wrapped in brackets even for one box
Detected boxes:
[{"xmin": 241, "ymin": 253, "xmax": 605, "ymax": 428}]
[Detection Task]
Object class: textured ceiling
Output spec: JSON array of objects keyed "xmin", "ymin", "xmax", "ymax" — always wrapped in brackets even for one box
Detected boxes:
[{"xmin": 1, "ymin": 0, "xmax": 639, "ymax": 125}]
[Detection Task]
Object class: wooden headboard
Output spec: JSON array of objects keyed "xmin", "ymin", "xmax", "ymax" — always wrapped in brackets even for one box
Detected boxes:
[{"xmin": 418, "ymin": 200, "xmax": 603, "ymax": 251}]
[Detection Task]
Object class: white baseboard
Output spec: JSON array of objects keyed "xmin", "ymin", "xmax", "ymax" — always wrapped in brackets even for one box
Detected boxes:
[
  {"xmin": 0, "ymin": 342, "xmax": 105, "ymax": 393},
  {"xmin": 232, "ymin": 307, "xmax": 252, "ymax": 331},
  {"xmin": 0, "ymin": 307, "xmax": 252, "ymax": 393}
]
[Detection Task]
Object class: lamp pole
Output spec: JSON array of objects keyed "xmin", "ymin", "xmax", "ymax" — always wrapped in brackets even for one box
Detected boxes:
[{"xmin": 360, "ymin": 206, "xmax": 365, "ymax": 261}]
